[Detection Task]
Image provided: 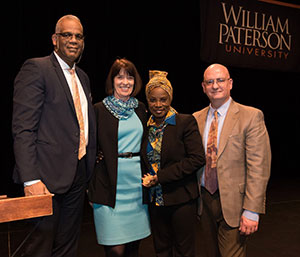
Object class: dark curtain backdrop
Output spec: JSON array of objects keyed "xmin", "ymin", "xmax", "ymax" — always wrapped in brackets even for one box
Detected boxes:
[{"xmin": 3, "ymin": 0, "xmax": 299, "ymax": 196}]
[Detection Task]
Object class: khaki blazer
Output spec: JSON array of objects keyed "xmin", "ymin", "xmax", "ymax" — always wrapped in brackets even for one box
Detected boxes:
[{"xmin": 193, "ymin": 100, "xmax": 271, "ymax": 227}]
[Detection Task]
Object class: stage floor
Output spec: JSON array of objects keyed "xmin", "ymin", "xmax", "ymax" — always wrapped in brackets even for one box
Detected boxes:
[{"xmin": 1, "ymin": 177, "xmax": 299, "ymax": 257}]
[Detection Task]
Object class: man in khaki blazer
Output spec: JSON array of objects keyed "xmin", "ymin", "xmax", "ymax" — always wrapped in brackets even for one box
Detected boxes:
[{"xmin": 193, "ymin": 64, "xmax": 271, "ymax": 257}]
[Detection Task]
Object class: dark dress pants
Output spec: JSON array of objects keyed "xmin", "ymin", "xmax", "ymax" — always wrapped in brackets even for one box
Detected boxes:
[
  {"xmin": 199, "ymin": 187, "xmax": 247, "ymax": 257},
  {"xmin": 149, "ymin": 200, "xmax": 197, "ymax": 257},
  {"xmin": 20, "ymin": 158, "xmax": 87, "ymax": 257}
]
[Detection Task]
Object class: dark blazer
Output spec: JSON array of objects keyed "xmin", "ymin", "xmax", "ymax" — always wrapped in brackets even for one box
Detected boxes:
[
  {"xmin": 12, "ymin": 53, "xmax": 97, "ymax": 194},
  {"xmin": 141, "ymin": 113, "xmax": 205, "ymax": 206},
  {"xmin": 88, "ymin": 101, "xmax": 148, "ymax": 208}
]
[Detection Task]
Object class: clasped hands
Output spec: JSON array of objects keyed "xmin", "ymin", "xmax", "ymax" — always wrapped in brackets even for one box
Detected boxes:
[{"xmin": 142, "ymin": 173, "xmax": 158, "ymax": 187}]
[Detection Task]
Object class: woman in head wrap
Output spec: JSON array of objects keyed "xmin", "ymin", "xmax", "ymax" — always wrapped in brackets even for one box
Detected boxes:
[{"xmin": 141, "ymin": 70, "xmax": 205, "ymax": 257}]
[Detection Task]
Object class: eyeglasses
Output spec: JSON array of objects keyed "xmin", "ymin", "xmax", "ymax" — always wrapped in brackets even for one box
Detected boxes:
[
  {"xmin": 204, "ymin": 78, "xmax": 231, "ymax": 86},
  {"xmin": 56, "ymin": 32, "xmax": 85, "ymax": 41}
]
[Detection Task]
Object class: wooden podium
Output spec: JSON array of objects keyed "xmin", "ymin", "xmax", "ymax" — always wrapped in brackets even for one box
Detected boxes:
[
  {"xmin": 0, "ymin": 195, "xmax": 53, "ymax": 256},
  {"xmin": 0, "ymin": 194, "xmax": 53, "ymax": 223}
]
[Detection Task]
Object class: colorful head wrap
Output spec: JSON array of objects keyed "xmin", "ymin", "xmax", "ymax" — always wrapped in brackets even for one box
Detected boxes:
[{"xmin": 145, "ymin": 70, "xmax": 173, "ymax": 101}]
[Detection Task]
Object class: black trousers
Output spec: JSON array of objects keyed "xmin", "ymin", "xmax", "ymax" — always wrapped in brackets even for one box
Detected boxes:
[
  {"xmin": 20, "ymin": 158, "xmax": 87, "ymax": 257},
  {"xmin": 149, "ymin": 200, "xmax": 197, "ymax": 257}
]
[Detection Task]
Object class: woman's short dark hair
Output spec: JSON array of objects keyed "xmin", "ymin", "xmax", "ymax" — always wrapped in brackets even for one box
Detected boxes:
[{"xmin": 105, "ymin": 58, "xmax": 143, "ymax": 97}]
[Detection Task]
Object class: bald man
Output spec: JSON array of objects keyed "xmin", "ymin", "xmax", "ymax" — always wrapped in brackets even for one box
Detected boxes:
[
  {"xmin": 12, "ymin": 15, "xmax": 96, "ymax": 256},
  {"xmin": 193, "ymin": 64, "xmax": 271, "ymax": 257}
]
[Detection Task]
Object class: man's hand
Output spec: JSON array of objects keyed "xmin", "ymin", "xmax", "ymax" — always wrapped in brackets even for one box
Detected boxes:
[
  {"xmin": 239, "ymin": 215, "xmax": 258, "ymax": 236},
  {"xmin": 24, "ymin": 181, "xmax": 51, "ymax": 196}
]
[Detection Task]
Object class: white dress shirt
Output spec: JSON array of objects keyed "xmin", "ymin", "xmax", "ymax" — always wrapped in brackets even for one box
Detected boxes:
[{"xmin": 54, "ymin": 52, "xmax": 89, "ymax": 145}]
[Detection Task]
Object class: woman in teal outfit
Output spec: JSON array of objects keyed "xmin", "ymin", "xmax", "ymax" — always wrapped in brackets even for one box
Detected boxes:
[{"xmin": 88, "ymin": 58, "xmax": 151, "ymax": 257}]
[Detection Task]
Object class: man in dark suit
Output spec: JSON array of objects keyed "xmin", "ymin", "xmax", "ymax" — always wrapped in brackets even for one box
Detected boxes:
[{"xmin": 12, "ymin": 15, "xmax": 96, "ymax": 257}]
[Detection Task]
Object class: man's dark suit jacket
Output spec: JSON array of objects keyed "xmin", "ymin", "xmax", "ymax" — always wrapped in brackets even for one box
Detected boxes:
[
  {"xmin": 88, "ymin": 101, "xmax": 148, "ymax": 208},
  {"xmin": 141, "ymin": 114, "xmax": 206, "ymax": 206},
  {"xmin": 12, "ymin": 53, "xmax": 97, "ymax": 194}
]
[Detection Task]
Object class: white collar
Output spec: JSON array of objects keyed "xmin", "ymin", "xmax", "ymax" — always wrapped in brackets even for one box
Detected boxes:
[
  {"xmin": 209, "ymin": 97, "xmax": 232, "ymax": 117},
  {"xmin": 53, "ymin": 51, "xmax": 75, "ymax": 71}
]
